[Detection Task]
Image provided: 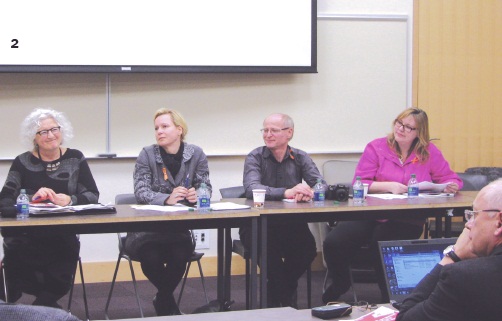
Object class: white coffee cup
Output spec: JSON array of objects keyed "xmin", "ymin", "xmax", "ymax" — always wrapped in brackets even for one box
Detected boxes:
[
  {"xmin": 363, "ymin": 183, "xmax": 369, "ymax": 199},
  {"xmin": 252, "ymin": 189, "xmax": 266, "ymax": 208}
]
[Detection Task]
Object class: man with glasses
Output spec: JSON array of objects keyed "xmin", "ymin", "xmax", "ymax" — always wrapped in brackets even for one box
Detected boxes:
[
  {"xmin": 397, "ymin": 179, "xmax": 502, "ymax": 321},
  {"xmin": 239, "ymin": 113, "xmax": 326, "ymax": 308}
]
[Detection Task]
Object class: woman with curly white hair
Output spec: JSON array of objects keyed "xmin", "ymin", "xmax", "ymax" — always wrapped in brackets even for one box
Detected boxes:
[{"xmin": 0, "ymin": 108, "xmax": 99, "ymax": 308}]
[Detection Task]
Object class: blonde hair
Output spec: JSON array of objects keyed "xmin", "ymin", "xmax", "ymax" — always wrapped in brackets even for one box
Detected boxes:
[
  {"xmin": 387, "ymin": 108, "xmax": 430, "ymax": 162},
  {"xmin": 153, "ymin": 108, "xmax": 188, "ymax": 141}
]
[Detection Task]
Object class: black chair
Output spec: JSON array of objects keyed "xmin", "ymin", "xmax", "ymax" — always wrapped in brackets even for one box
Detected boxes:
[
  {"xmin": 426, "ymin": 172, "xmax": 490, "ymax": 238},
  {"xmin": 104, "ymin": 193, "xmax": 208, "ymax": 319},
  {"xmin": 1, "ymin": 241, "xmax": 90, "ymax": 321},
  {"xmin": 220, "ymin": 186, "xmax": 312, "ymax": 309}
]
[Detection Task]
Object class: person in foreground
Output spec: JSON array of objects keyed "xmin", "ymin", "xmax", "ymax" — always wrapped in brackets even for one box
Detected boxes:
[
  {"xmin": 397, "ymin": 178, "xmax": 502, "ymax": 321},
  {"xmin": 240, "ymin": 113, "xmax": 325, "ymax": 307},
  {"xmin": 322, "ymin": 108, "xmax": 463, "ymax": 303},
  {"xmin": 0, "ymin": 108, "xmax": 99, "ymax": 308},
  {"xmin": 124, "ymin": 108, "xmax": 212, "ymax": 316}
]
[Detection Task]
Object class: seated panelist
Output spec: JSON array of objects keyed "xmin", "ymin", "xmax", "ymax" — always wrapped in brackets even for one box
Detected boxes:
[
  {"xmin": 322, "ymin": 108, "xmax": 463, "ymax": 303},
  {"xmin": 240, "ymin": 113, "xmax": 326, "ymax": 308},
  {"xmin": 124, "ymin": 108, "xmax": 212, "ymax": 316},
  {"xmin": 0, "ymin": 108, "xmax": 99, "ymax": 308}
]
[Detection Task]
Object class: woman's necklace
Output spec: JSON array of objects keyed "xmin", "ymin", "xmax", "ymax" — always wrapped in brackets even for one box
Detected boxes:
[{"xmin": 37, "ymin": 147, "xmax": 62, "ymax": 172}]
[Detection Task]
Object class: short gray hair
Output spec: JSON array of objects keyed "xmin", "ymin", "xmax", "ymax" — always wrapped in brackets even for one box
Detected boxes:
[{"xmin": 21, "ymin": 108, "xmax": 74, "ymax": 149}]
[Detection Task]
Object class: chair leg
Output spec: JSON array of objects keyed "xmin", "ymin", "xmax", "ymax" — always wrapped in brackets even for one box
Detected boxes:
[
  {"xmin": 348, "ymin": 265, "xmax": 358, "ymax": 303},
  {"xmin": 105, "ymin": 255, "xmax": 143, "ymax": 319},
  {"xmin": 67, "ymin": 261, "xmax": 77, "ymax": 313},
  {"xmin": 127, "ymin": 258, "xmax": 144, "ymax": 318},
  {"xmin": 245, "ymin": 257, "xmax": 250, "ymax": 310},
  {"xmin": 196, "ymin": 259, "xmax": 209, "ymax": 304},
  {"xmin": 2, "ymin": 262, "xmax": 9, "ymax": 302},
  {"xmin": 67, "ymin": 258, "xmax": 90, "ymax": 321},
  {"xmin": 307, "ymin": 265, "xmax": 312, "ymax": 308},
  {"xmin": 177, "ymin": 261, "xmax": 192, "ymax": 307},
  {"xmin": 78, "ymin": 258, "xmax": 90, "ymax": 321}
]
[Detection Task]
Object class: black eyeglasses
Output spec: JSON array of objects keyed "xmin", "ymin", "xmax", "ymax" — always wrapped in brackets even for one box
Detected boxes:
[
  {"xmin": 36, "ymin": 126, "xmax": 61, "ymax": 136},
  {"xmin": 464, "ymin": 209, "xmax": 501, "ymax": 222},
  {"xmin": 394, "ymin": 120, "xmax": 416, "ymax": 133}
]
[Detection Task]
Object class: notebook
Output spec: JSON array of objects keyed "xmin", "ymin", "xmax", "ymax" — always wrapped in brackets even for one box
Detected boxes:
[{"xmin": 378, "ymin": 238, "xmax": 457, "ymax": 303}]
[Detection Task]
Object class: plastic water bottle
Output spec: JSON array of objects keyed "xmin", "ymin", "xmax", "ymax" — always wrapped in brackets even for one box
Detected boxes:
[
  {"xmin": 313, "ymin": 178, "xmax": 326, "ymax": 205},
  {"xmin": 16, "ymin": 189, "xmax": 30, "ymax": 219},
  {"xmin": 408, "ymin": 174, "xmax": 419, "ymax": 198},
  {"xmin": 353, "ymin": 176, "xmax": 364, "ymax": 205},
  {"xmin": 197, "ymin": 183, "xmax": 211, "ymax": 212}
]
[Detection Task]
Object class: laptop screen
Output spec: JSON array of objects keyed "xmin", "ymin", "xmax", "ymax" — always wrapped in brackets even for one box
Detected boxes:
[{"xmin": 378, "ymin": 238, "xmax": 457, "ymax": 303}]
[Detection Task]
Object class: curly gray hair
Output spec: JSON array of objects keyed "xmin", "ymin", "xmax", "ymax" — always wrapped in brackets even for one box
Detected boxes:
[{"xmin": 20, "ymin": 108, "xmax": 74, "ymax": 149}]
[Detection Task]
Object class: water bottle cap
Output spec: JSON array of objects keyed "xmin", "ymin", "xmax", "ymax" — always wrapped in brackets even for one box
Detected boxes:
[
  {"xmin": 20, "ymin": 189, "xmax": 26, "ymax": 193},
  {"xmin": 200, "ymin": 183, "xmax": 206, "ymax": 188}
]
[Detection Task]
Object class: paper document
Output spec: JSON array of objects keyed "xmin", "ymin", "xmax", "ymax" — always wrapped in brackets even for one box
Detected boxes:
[
  {"xmin": 131, "ymin": 204, "xmax": 190, "ymax": 212},
  {"xmin": 418, "ymin": 181, "xmax": 449, "ymax": 192},
  {"xmin": 30, "ymin": 203, "xmax": 68, "ymax": 214},
  {"xmin": 366, "ymin": 194, "xmax": 408, "ymax": 200},
  {"xmin": 354, "ymin": 306, "xmax": 398, "ymax": 321},
  {"xmin": 210, "ymin": 202, "xmax": 251, "ymax": 211}
]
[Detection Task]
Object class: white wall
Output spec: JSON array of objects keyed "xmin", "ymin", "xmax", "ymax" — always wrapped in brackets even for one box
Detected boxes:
[{"xmin": 0, "ymin": 0, "xmax": 413, "ymax": 263}]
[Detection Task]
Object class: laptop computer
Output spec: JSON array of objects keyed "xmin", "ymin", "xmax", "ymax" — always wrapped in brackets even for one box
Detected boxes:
[{"xmin": 378, "ymin": 238, "xmax": 457, "ymax": 304}]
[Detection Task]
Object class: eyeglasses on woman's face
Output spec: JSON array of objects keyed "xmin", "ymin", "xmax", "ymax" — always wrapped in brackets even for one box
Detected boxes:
[
  {"xmin": 36, "ymin": 126, "xmax": 61, "ymax": 137},
  {"xmin": 394, "ymin": 120, "xmax": 416, "ymax": 133},
  {"xmin": 464, "ymin": 209, "xmax": 501, "ymax": 222}
]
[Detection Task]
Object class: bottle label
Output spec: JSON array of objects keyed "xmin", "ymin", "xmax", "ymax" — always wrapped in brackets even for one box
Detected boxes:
[
  {"xmin": 16, "ymin": 203, "xmax": 29, "ymax": 215},
  {"xmin": 408, "ymin": 186, "xmax": 419, "ymax": 197},
  {"xmin": 314, "ymin": 191, "xmax": 325, "ymax": 202},
  {"xmin": 353, "ymin": 189, "xmax": 364, "ymax": 199},
  {"xmin": 199, "ymin": 197, "xmax": 210, "ymax": 208}
]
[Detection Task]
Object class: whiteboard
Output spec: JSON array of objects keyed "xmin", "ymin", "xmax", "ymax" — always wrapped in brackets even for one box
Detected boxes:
[{"xmin": 0, "ymin": 16, "xmax": 408, "ymax": 159}]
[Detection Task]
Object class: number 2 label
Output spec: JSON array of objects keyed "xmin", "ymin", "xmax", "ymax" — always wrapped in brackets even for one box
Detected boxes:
[{"xmin": 11, "ymin": 39, "xmax": 19, "ymax": 48}]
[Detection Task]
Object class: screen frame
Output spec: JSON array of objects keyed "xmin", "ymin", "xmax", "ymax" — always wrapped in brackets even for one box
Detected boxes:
[{"xmin": 0, "ymin": 0, "xmax": 317, "ymax": 73}]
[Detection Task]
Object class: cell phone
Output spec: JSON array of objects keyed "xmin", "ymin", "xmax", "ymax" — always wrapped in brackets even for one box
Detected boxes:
[{"xmin": 312, "ymin": 303, "xmax": 352, "ymax": 319}]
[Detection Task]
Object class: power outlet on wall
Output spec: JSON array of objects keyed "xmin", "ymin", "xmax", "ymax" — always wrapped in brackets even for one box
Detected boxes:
[{"xmin": 193, "ymin": 229, "xmax": 210, "ymax": 250}]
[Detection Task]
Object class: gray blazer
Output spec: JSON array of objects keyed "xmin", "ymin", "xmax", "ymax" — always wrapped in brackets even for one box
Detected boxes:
[{"xmin": 133, "ymin": 143, "xmax": 212, "ymax": 205}]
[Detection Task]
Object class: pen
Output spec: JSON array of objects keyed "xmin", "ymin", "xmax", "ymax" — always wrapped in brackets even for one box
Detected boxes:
[{"xmin": 185, "ymin": 173, "xmax": 190, "ymax": 188}]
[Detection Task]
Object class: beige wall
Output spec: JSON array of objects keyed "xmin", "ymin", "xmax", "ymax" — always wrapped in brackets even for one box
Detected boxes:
[{"xmin": 413, "ymin": 0, "xmax": 502, "ymax": 171}]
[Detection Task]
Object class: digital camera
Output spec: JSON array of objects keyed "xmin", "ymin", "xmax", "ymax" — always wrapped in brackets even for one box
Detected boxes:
[{"xmin": 326, "ymin": 184, "xmax": 350, "ymax": 202}]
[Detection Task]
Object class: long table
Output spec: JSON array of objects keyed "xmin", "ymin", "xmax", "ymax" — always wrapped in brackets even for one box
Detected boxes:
[
  {"xmin": 227, "ymin": 191, "xmax": 477, "ymax": 307},
  {"xmin": 0, "ymin": 204, "xmax": 261, "ymax": 309},
  {"xmin": 98, "ymin": 305, "xmax": 397, "ymax": 321},
  {"xmin": 0, "ymin": 192, "xmax": 477, "ymax": 312}
]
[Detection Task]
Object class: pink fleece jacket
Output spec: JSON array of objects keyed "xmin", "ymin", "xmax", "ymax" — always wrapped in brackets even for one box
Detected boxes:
[{"xmin": 353, "ymin": 137, "xmax": 463, "ymax": 190}]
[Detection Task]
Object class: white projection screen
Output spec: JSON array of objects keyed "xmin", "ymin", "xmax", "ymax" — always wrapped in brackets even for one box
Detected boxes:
[{"xmin": 0, "ymin": 0, "xmax": 316, "ymax": 73}]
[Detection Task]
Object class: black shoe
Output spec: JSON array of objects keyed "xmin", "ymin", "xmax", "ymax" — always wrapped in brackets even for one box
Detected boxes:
[{"xmin": 153, "ymin": 293, "xmax": 181, "ymax": 316}]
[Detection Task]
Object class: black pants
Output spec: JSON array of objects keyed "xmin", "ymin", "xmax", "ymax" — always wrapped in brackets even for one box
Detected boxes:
[
  {"xmin": 137, "ymin": 239, "xmax": 193, "ymax": 296},
  {"xmin": 2, "ymin": 233, "xmax": 80, "ymax": 306},
  {"xmin": 323, "ymin": 220, "xmax": 424, "ymax": 302},
  {"xmin": 240, "ymin": 221, "xmax": 317, "ymax": 307}
]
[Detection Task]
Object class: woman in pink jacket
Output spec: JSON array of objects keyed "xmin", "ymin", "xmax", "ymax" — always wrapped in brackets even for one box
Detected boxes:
[{"xmin": 322, "ymin": 108, "xmax": 463, "ymax": 304}]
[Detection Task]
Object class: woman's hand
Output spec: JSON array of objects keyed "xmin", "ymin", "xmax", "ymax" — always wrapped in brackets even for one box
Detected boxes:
[
  {"xmin": 33, "ymin": 187, "xmax": 71, "ymax": 206},
  {"xmin": 185, "ymin": 187, "xmax": 197, "ymax": 203},
  {"xmin": 369, "ymin": 181, "xmax": 407, "ymax": 194},
  {"xmin": 165, "ymin": 186, "xmax": 190, "ymax": 205},
  {"xmin": 444, "ymin": 183, "xmax": 459, "ymax": 193}
]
